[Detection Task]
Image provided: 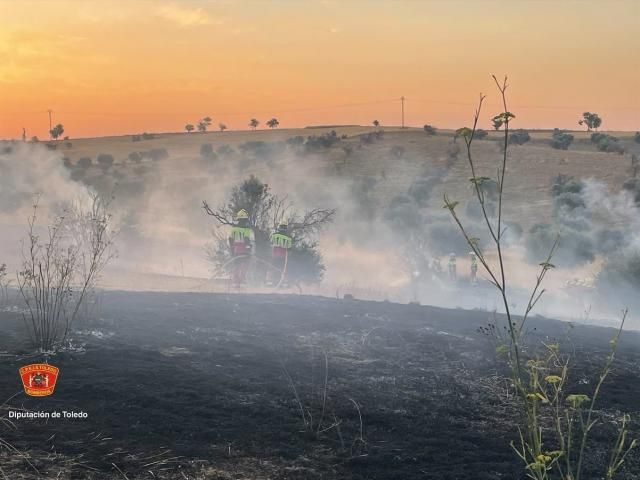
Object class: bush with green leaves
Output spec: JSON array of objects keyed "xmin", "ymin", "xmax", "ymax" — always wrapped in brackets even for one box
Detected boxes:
[
  {"xmin": 200, "ymin": 143, "xmax": 214, "ymax": 159},
  {"xmin": 77, "ymin": 157, "xmax": 92, "ymax": 168},
  {"xmin": 97, "ymin": 153, "xmax": 114, "ymax": 170},
  {"xmin": 475, "ymin": 129, "xmax": 489, "ymax": 140},
  {"xmin": 128, "ymin": 151, "xmax": 142, "ymax": 163},
  {"xmin": 550, "ymin": 129, "xmax": 574, "ymax": 150},
  {"xmin": 286, "ymin": 135, "xmax": 305, "ymax": 146},
  {"xmin": 149, "ymin": 148, "xmax": 169, "ymax": 161},
  {"xmin": 217, "ymin": 144, "xmax": 234, "ymax": 156},
  {"xmin": 305, "ymin": 131, "xmax": 341, "ymax": 151},
  {"xmin": 508, "ymin": 128, "xmax": 531, "ymax": 145},
  {"xmin": 591, "ymin": 133, "xmax": 624, "ymax": 154}
]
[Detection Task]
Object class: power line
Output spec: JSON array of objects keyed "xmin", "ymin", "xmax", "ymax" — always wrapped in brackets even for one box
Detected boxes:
[
  {"xmin": 408, "ymin": 97, "xmax": 640, "ymax": 112},
  {"xmin": 2, "ymin": 97, "xmax": 639, "ymax": 132}
]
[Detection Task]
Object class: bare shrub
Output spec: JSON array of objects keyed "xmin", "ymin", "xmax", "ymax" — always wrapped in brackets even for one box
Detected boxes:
[{"xmin": 17, "ymin": 194, "xmax": 116, "ymax": 352}]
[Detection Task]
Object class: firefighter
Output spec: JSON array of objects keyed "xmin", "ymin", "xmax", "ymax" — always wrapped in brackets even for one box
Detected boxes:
[
  {"xmin": 469, "ymin": 251, "xmax": 478, "ymax": 285},
  {"xmin": 267, "ymin": 221, "xmax": 292, "ymax": 287},
  {"xmin": 229, "ymin": 209, "xmax": 254, "ymax": 287},
  {"xmin": 447, "ymin": 253, "xmax": 457, "ymax": 282}
]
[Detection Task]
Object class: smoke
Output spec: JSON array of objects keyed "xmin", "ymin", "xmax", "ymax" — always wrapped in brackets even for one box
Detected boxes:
[
  {"xmin": 0, "ymin": 143, "xmax": 87, "ymax": 216},
  {"xmin": 4, "ymin": 135, "xmax": 640, "ymax": 325}
]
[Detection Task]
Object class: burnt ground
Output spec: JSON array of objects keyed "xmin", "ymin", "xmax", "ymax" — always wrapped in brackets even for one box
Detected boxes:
[{"xmin": 1, "ymin": 292, "xmax": 639, "ymax": 479}]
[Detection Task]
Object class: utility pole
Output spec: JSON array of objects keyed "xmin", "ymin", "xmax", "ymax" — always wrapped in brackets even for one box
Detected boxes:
[
  {"xmin": 400, "ymin": 96, "xmax": 405, "ymax": 129},
  {"xmin": 47, "ymin": 109, "xmax": 53, "ymax": 139}
]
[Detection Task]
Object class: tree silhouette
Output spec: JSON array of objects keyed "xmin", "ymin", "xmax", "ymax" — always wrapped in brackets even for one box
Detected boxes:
[
  {"xmin": 185, "ymin": 124, "xmax": 194, "ymax": 133},
  {"xmin": 249, "ymin": 118, "xmax": 260, "ymax": 130},
  {"xmin": 373, "ymin": 120, "xmax": 380, "ymax": 128},
  {"xmin": 198, "ymin": 117, "xmax": 212, "ymax": 132},
  {"xmin": 219, "ymin": 123, "xmax": 227, "ymax": 132},
  {"xmin": 578, "ymin": 112, "xmax": 602, "ymax": 132},
  {"xmin": 50, "ymin": 124, "xmax": 64, "ymax": 140},
  {"xmin": 266, "ymin": 118, "xmax": 279, "ymax": 129}
]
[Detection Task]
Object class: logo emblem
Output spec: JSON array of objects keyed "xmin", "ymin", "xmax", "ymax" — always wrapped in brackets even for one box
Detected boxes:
[{"xmin": 19, "ymin": 364, "xmax": 59, "ymax": 396}]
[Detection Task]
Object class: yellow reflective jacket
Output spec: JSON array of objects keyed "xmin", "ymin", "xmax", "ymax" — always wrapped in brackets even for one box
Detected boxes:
[
  {"xmin": 270, "ymin": 232, "xmax": 292, "ymax": 249},
  {"xmin": 231, "ymin": 226, "xmax": 254, "ymax": 244}
]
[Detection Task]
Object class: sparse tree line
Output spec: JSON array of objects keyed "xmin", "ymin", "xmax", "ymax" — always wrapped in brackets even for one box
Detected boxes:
[{"xmin": 185, "ymin": 117, "xmax": 280, "ymax": 133}]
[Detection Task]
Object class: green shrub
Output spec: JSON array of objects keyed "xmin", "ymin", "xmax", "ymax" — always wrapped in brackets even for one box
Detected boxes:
[
  {"xmin": 77, "ymin": 157, "xmax": 92, "ymax": 168},
  {"xmin": 97, "ymin": 153, "xmax": 114, "ymax": 169},
  {"xmin": 200, "ymin": 144, "xmax": 214, "ymax": 158},
  {"xmin": 592, "ymin": 133, "xmax": 624, "ymax": 154},
  {"xmin": 149, "ymin": 148, "xmax": 169, "ymax": 161},
  {"xmin": 508, "ymin": 129, "xmax": 530, "ymax": 145},
  {"xmin": 549, "ymin": 128, "xmax": 574, "ymax": 150},
  {"xmin": 217, "ymin": 144, "xmax": 234, "ymax": 156},
  {"xmin": 128, "ymin": 151, "xmax": 142, "ymax": 162},
  {"xmin": 474, "ymin": 129, "xmax": 488, "ymax": 140},
  {"xmin": 286, "ymin": 136, "xmax": 305, "ymax": 145}
]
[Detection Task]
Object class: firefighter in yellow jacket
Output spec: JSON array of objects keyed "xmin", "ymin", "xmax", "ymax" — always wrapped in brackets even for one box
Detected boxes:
[
  {"xmin": 229, "ymin": 209, "xmax": 254, "ymax": 286},
  {"xmin": 267, "ymin": 221, "xmax": 292, "ymax": 287}
]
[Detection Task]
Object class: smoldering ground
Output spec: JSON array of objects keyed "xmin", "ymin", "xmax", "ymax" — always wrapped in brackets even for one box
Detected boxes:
[{"xmin": 1, "ymin": 136, "xmax": 640, "ymax": 325}]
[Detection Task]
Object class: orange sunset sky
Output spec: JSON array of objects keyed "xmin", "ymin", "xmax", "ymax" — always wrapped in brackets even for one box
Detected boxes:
[{"xmin": 1, "ymin": 0, "xmax": 639, "ymax": 139}]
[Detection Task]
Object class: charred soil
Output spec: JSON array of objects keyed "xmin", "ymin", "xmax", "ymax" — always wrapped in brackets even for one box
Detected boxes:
[{"xmin": 1, "ymin": 292, "xmax": 639, "ymax": 479}]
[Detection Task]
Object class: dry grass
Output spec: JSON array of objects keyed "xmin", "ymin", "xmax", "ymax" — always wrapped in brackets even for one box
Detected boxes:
[{"xmin": 57, "ymin": 125, "xmax": 639, "ymax": 236}]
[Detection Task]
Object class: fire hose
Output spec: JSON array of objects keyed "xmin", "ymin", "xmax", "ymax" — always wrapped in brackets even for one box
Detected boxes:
[{"xmin": 221, "ymin": 252, "xmax": 289, "ymax": 289}]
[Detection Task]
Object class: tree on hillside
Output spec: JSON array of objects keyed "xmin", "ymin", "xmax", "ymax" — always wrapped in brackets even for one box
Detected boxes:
[
  {"xmin": 491, "ymin": 116, "xmax": 503, "ymax": 130},
  {"xmin": 578, "ymin": 111, "xmax": 602, "ymax": 131},
  {"xmin": 219, "ymin": 123, "xmax": 227, "ymax": 132},
  {"xmin": 266, "ymin": 118, "xmax": 279, "ymax": 129},
  {"xmin": 198, "ymin": 117, "xmax": 212, "ymax": 132},
  {"xmin": 373, "ymin": 120, "xmax": 380, "ymax": 128},
  {"xmin": 202, "ymin": 175, "xmax": 335, "ymax": 285},
  {"xmin": 249, "ymin": 118, "xmax": 260, "ymax": 130},
  {"xmin": 50, "ymin": 124, "xmax": 64, "ymax": 141},
  {"xmin": 185, "ymin": 124, "xmax": 195, "ymax": 133}
]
